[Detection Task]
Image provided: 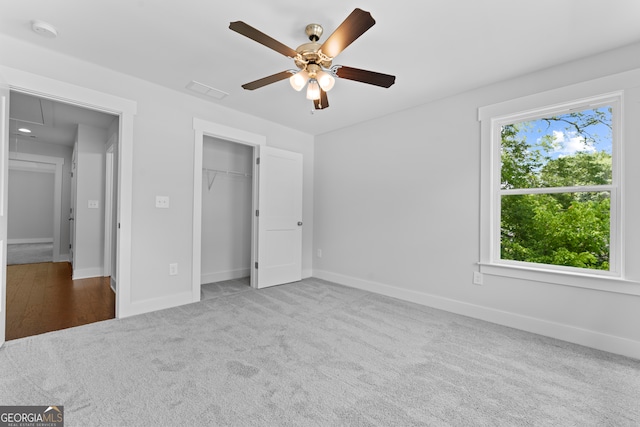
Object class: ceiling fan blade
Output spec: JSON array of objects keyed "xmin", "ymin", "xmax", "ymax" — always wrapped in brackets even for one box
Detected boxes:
[
  {"xmin": 241, "ymin": 71, "xmax": 292, "ymax": 90},
  {"xmin": 229, "ymin": 21, "xmax": 298, "ymax": 58},
  {"xmin": 313, "ymin": 89, "xmax": 329, "ymax": 110},
  {"xmin": 335, "ymin": 66, "xmax": 396, "ymax": 88},
  {"xmin": 320, "ymin": 8, "xmax": 376, "ymax": 59}
]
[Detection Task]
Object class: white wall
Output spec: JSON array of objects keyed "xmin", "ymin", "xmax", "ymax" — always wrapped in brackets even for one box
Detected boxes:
[
  {"xmin": 8, "ymin": 140, "xmax": 72, "ymax": 255},
  {"xmin": 313, "ymin": 42, "xmax": 640, "ymax": 359},
  {"xmin": 201, "ymin": 137, "xmax": 253, "ymax": 284},
  {"xmin": 0, "ymin": 33, "xmax": 314, "ymax": 315},
  {"xmin": 7, "ymin": 169, "xmax": 54, "ymax": 242},
  {"xmin": 74, "ymin": 123, "xmax": 106, "ymax": 278}
]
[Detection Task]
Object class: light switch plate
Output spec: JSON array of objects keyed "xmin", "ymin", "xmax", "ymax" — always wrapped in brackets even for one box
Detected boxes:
[{"xmin": 88, "ymin": 200, "xmax": 99, "ymax": 209}]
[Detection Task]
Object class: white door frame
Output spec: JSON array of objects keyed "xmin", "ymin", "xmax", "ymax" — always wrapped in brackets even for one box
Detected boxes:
[
  {"xmin": 8, "ymin": 153, "xmax": 64, "ymax": 262},
  {"xmin": 192, "ymin": 118, "xmax": 265, "ymax": 301},
  {"xmin": 1, "ymin": 72, "xmax": 9, "ymax": 347},
  {"xmin": 1, "ymin": 66, "xmax": 137, "ymax": 318}
]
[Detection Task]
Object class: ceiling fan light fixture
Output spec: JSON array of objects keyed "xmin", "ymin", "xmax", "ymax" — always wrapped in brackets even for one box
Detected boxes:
[
  {"xmin": 306, "ymin": 79, "xmax": 321, "ymax": 100},
  {"xmin": 316, "ymin": 70, "xmax": 335, "ymax": 92},
  {"xmin": 289, "ymin": 70, "xmax": 309, "ymax": 91},
  {"xmin": 230, "ymin": 8, "xmax": 396, "ymax": 111}
]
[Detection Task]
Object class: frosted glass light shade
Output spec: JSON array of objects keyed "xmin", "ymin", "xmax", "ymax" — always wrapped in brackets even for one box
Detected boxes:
[
  {"xmin": 289, "ymin": 70, "xmax": 309, "ymax": 91},
  {"xmin": 316, "ymin": 70, "xmax": 335, "ymax": 91},
  {"xmin": 306, "ymin": 79, "xmax": 321, "ymax": 100}
]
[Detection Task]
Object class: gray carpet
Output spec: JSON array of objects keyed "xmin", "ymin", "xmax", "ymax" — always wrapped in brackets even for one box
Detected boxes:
[
  {"xmin": 1, "ymin": 278, "xmax": 638, "ymax": 426},
  {"xmin": 7, "ymin": 242, "xmax": 53, "ymax": 265}
]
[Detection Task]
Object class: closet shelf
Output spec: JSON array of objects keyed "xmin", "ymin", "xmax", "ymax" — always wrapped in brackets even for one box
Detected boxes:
[{"xmin": 204, "ymin": 168, "xmax": 252, "ymax": 190}]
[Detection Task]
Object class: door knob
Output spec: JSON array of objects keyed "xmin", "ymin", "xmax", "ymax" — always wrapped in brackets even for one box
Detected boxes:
[{"xmin": 297, "ymin": 221, "xmax": 303, "ymax": 226}]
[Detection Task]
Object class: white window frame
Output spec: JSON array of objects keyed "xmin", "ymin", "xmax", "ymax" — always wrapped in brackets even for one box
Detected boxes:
[
  {"xmin": 493, "ymin": 95, "xmax": 621, "ymax": 275},
  {"xmin": 479, "ymin": 78, "xmax": 640, "ymax": 296}
]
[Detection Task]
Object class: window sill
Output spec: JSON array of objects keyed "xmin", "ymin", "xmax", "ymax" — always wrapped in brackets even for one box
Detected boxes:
[{"xmin": 478, "ymin": 262, "xmax": 640, "ymax": 296}]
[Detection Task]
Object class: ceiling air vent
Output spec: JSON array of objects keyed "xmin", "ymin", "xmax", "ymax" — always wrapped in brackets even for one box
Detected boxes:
[{"xmin": 186, "ymin": 81, "xmax": 228, "ymax": 100}]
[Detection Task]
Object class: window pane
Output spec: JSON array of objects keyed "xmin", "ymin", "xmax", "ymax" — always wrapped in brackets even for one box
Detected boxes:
[
  {"xmin": 501, "ymin": 192, "xmax": 610, "ymax": 270},
  {"xmin": 501, "ymin": 106, "xmax": 612, "ymax": 189}
]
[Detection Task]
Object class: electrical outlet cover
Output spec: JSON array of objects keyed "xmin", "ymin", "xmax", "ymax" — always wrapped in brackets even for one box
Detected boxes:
[
  {"xmin": 155, "ymin": 196, "xmax": 170, "ymax": 208},
  {"xmin": 473, "ymin": 271, "xmax": 483, "ymax": 285}
]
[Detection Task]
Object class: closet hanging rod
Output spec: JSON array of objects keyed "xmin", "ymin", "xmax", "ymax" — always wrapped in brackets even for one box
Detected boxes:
[{"xmin": 203, "ymin": 168, "xmax": 252, "ymax": 178}]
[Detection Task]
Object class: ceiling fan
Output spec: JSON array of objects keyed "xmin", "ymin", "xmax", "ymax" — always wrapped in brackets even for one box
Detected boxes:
[{"xmin": 229, "ymin": 8, "xmax": 395, "ymax": 110}]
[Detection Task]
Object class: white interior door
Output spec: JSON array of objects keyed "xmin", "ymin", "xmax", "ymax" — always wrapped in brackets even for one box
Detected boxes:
[
  {"xmin": 256, "ymin": 146, "xmax": 303, "ymax": 289},
  {"xmin": 69, "ymin": 146, "xmax": 77, "ymax": 269},
  {"xmin": 0, "ymin": 75, "xmax": 9, "ymax": 347},
  {"xmin": 103, "ymin": 144, "xmax": 114, "ymax": 278}
]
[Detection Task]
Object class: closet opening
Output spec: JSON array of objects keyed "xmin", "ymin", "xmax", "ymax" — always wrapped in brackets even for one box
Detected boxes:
[{"xmin": 200, "ymin": 136, "xmax": 254, "ymax": 299}]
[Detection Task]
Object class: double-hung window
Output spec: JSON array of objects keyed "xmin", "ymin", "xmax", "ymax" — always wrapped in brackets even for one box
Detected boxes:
[{"xmin": 480, "ymin": 91, "xmax": 623, "ymax": 284}]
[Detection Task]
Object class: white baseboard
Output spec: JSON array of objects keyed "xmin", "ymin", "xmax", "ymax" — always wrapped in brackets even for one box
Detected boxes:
[
  {"xmin": 72, "ymin": 267, "xmax": 104, "ymax": 280},
  {"xmin": 313, "ymin": 269, "xmax": 640, "ymax": 360},
  {"xmin": 199, "ymin": 267, "xmax": 309, "ymax": 285},
  {"xmin": 8, "ymin": 238, "xmax": 53, "ymax": 244},
  {"xmin": 56, "ymin": 253, "xmax": 70, "ymax": 263},
  {"xmin": 120, "ymin": 291, "xmax": 194, "ymax": 319},
  {"xmin": 201, "ymin": 268, "xmax": 250, "ymax": 285}
]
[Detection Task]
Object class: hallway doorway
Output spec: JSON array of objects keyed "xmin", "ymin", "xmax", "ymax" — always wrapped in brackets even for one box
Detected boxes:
[{"xmin": 6, "ymin": 91, "xmax": 118, "ymax": 339}]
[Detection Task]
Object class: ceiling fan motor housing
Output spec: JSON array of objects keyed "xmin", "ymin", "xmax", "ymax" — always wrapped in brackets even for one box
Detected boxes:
[
  {"xmin": 293, "ymin": 24, "xmax": 333, "ymax": 71},
  {"xmin": 294, "ymin": 42, "xmax": 333, "ymax": 70}
]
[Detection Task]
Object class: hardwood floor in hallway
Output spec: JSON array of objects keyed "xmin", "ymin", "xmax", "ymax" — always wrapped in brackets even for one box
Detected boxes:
[{"xmin": 6, "ymin": 262, "xmax": 115, "ymax": 341}]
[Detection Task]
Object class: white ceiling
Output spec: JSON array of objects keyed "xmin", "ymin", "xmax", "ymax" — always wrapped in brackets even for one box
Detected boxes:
[
  {"xmin": 2, "ymin": 0, "xmax": 640, "ymax": 136},
  {"xmin": 9, "ymin": 91, "xmax": 117, "ymax": 148}
]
